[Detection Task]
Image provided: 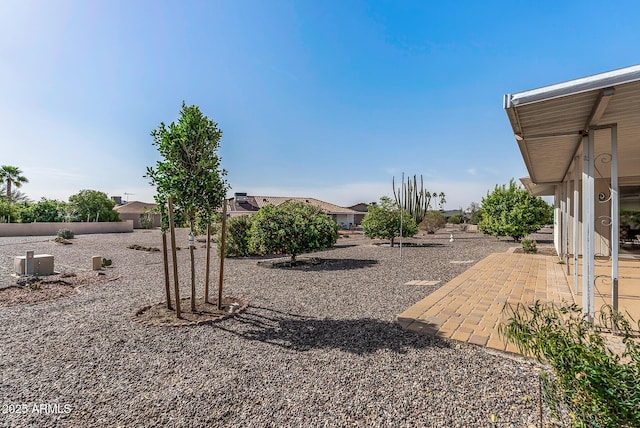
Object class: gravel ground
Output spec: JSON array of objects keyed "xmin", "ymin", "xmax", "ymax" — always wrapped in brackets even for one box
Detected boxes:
[{"xmin": 0, "ymin": 227, "xmax": 552, "ymax": 427}]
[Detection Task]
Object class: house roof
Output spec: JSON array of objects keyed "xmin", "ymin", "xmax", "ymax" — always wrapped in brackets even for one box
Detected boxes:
[
  {"xmin": 226, "ymin": 196, "xmax": 358, "ymax": 215},
  {"xmin": 348, "ymin": 203, "xmax": 370, "ymax": 213},
  {"xmin": 504, "ymin": 64, "xmax": 640, "ymax": 186},
  {"xmin": 519, "ymin": 177, "xmax": 556, "ymax": 197},
  {"xmin": 113, "ymin": 201, "xmax": 158, "ymax": 214}
]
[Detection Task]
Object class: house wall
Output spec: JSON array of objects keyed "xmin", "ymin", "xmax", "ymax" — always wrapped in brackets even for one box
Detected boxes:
[
  {"xmin": 554, "ymin": 187, "xmax": 561, "ymax": 255},
  {"xmin": 558, "ymin": 178, "xmax": 612, "ymax": 258},
  {"xmin": 0, "ymin": 221, "xmax": 134, "ymax": 237},
  {"xmin": 118, "ymin": 213, "xmax": 161, "ymax": 229},
  {"xmin": 335, "ymin": 214, "xmax": 355, "ymax": 229}
]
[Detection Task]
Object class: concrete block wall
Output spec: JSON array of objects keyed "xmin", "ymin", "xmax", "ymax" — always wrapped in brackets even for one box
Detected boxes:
[{"xmin": 0, "ymin": 221, "xmax": 134, "ymax": 237}]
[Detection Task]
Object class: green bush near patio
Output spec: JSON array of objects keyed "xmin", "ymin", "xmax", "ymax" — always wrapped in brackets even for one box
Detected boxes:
[
  {"xmin": 479, "ymin": 179, "xmax": 553, "ymax": 241},
  {"xmin": 500, "ymin": 302, "xmax": 640, "ymax": 428}
]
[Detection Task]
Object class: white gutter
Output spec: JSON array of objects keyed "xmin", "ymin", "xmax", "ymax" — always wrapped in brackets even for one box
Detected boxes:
[{"xmin": 504, "ymin": 64, "xmax": 640, "ymax": 108}]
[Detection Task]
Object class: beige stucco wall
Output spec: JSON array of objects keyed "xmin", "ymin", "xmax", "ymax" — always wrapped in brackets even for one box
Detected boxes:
[
  {"xmin": 0, "ymin": 221, "xmax": 133, "ymax": 237},
  {"xmin": 557, "ymin": 178, "xmax": 612, "ymax": 257},
  {"xmin": 117, "ymin": 213, "xmax": 161, "ymax": 229}
]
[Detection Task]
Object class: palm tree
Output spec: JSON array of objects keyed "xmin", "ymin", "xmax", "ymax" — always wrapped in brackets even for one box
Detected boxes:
[
  {"xmin": 438, "ymin": 192, "xmax": 446, "ymax": 210},
  {"xmin": 0, "ymin": 165, "xmax": 28, "ymax": 204}
]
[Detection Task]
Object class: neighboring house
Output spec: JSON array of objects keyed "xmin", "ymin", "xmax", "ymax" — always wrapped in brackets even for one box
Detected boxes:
[
  {"xmin": 348, "ymin": 203, "xmax": 370, "ymax": 226},
  {"xmin": 113, "ymin": 201, "xmax": 161, "ymax": 229},
  {"xmin": 226, "ymin": 193, "xmax": 359, "ymax": 229},
  {"xmin": 442, "ymin": 209, "xmax": 464, "ymax": 221},
  {"xmin": 503, "ymin": 64, "xmax": 640, "ymax": 319}
]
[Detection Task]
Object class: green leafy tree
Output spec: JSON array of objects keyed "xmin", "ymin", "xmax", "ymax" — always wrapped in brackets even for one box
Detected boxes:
[
  {"xmin": 20, "ymin": 198, "xmax": 66, "ymax": 223},
  {"xmin": 469, "ymin": 208, "xmax": 483, "ymax": 225},
  {"xmin": 221, "ymin": 215, "xmax": 253, "ymax": 257},
  {"xmin": 479, "ymin": 179, "xmax": 553, "ymax": 241},
  {"xmin": 362, "ymin": 196, "xmax": 418, "ymax": 246},
  {"xmin": 146, "ymin": 102, "xmax": 228, "ymax": 224},
  {"xmin": 16, "ymin": 202, "xmax": 34, "ymax": 223},
  {"xmin": 0, "ymin": 200, "xmax": 18, "ymax": 223},
  {"xmin": 68, "ymin": 190, "xmax": 120, "ymax": 222},
  {"xmin": 145, "ymin": 102, "xmax": 229, "ymax": 311},
  {"xmin": 0, "ymin": 165, "xmax": 29, "ymax": 204},
  {"xmin": 249, "ymin": 201, "xmax": 339, "ymax": 263}
]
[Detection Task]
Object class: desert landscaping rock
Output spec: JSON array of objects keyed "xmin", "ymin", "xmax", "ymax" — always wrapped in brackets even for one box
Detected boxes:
[
  {"xmin": 0, "ymin": 227, "xmax": 554, "ymax": 426},
  {"xmin": 132, "ymin": 296, "xmax": 249, "ymax": 327}
]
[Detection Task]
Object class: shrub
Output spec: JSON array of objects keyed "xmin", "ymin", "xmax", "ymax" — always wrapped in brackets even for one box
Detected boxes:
[
  {"xmin": 139, "ymin": 210, "xmax": 155, "ymax": 229},
  {"xmin": 500, "ymin": 303, "xmax": 640, "ymax": 427},
  {"xmin": 221, "ymin": 215, "xmax": 253, "ymax": 257},
  {"xmin": 469, "ymin": 208, "xmax": 483, "ymax": 225},
  {"xmin": 448, "ymin": 213, "xmax": 463, "ymax": 224},
  {"xmin": 479, "ymin": 179, "xmax": 553, "ymax": 241},
  {"xmin": 14, "ymin": 202, "xmax": 34, "ymax": 223},
  {"xmin": 249, "ymin": 201, "xmax": 339, "ymax": 262},
  {"xmin": 0, "ymin": 200, "xmax": 18, "ymax": 223},
  {"xmin": 521, "ymin": 239, "xmax": 537, "ymax": 254},
  {"xmin": 362, "ymin": 196, "xmax": 418, "ymax": 246},
  {"xmin": 23, "ymin": 198, "xmax": 66, "ymax": 223},
  {"xmin": 419, "ymin": 211, "xmax": 446, "ymax": 234},
  {"xmin": 68, "ymin": 189, "xmax": 120, "ymax": 222},
  {"xmin": 187, "ymin": 213, "xmax": 220, "ymax": 237},
  {"xmin": 57, "ymin": 228, "xmax": 74, "ymax": 239}
]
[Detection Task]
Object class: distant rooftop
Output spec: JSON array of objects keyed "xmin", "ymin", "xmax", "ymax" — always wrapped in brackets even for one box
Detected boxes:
[{"xmin": 226, "ymin": 194, "xmax": 358, "ymax": 215}]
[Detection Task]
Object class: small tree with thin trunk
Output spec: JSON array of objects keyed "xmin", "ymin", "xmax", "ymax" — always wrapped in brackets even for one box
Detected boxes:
[
  {"xmin": 479, "ymin": 179, "xmax": 553, "ymax": 241},
  {"xmin": 362, "ymin": 196, "xmax": 418, "ymax": 246},
  {"xmin": 146, "ymin": 102, "xmax": 228, "ymax": 315},
  {"xmin": 249, "ymin": 201, "xmax": 339, "ymax": 263}
]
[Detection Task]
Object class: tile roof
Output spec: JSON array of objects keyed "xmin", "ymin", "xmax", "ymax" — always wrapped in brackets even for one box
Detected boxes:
[
  {"xmin": 226, "ymin": 196, "xmax": 358, "ymax": 215},
  {"xmin": 113, "ymin": 201, "xmax": 158, "ymax": 214}
]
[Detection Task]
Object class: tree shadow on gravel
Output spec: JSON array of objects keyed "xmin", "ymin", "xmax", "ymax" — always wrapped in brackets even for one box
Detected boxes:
[
  {"xmin": 333, "ymin": 243, "xmax": 359, "ymax": 248},
  {"xmin": 375, "ymin": 242, "xmax": 444, "ymax": 248},
  {"xmin": 287, "ymin": 258, "xmax": 377, "ymax": 272},
  {"xmin": 257, "ymin": 258, "xmax": 378, "ymax": 271},
  {"xmin": 219, "ymin": 311, "xmax": 448, "ymax": 355}
]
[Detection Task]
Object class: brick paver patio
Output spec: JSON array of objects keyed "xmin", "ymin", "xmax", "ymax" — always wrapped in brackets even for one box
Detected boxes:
[{"xmin": 397, "ymin": 252, "xmax": 573, "ymax": 354}]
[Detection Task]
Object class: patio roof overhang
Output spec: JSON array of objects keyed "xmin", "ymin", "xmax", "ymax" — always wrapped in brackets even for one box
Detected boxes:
[
  {"xmin": 504, "ymin": 64, "xmax": 640, "ymax": 185},
  {"xmin": 519, "ymin": 176, "xmax": 556, "ymax": 196}
]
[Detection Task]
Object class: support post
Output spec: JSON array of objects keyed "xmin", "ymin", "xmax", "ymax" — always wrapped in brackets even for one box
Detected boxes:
[
  {"xmin": 560, "ymin": 185, "xmax": 566, "ymax": 260},
  {"xmin": 400, "ymin": 171, "xmax": 403, "ymax": 258},
  {"xmin": 205, "ymin": 223, "xmax": 211, "ymax": 304},
  {"xmin": 582, "ymin": 133, "xmax": 595, "ymax": 321},
  {"xmin": 168, "ymin": 197, "xmax": 181, "ymax": 318},
  {"xmin": 217, "ymin": 202, "xmax": 227, "ymax": 310},
  {"xmin": 162, "ymin": 232, "xmax": 172, "ymax": 310},
  {"xmin": 189, "ymin": 219, "xmax": 196, "ymax": 312},
  {"xmin": 611, "ymin": 125, "xmax": 619, "ymax": 311},
  {"xmin": 573, "ymin": 157, "xmax": 579, "ymax": 294},
  {"xmin": 565, "ymin": 179, "xmax": 571, "ymax": 272}
]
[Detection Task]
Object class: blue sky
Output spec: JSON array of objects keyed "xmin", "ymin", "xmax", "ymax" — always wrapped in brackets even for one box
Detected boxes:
[{"xmin": 1, "ymin": 0, "xmax": 639, "ymax": 209}]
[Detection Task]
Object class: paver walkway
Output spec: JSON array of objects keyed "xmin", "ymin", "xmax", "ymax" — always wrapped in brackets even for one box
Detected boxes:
[{"xmin": 397, "ymin": 252, "xmax": 573, "ymax": 354}]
